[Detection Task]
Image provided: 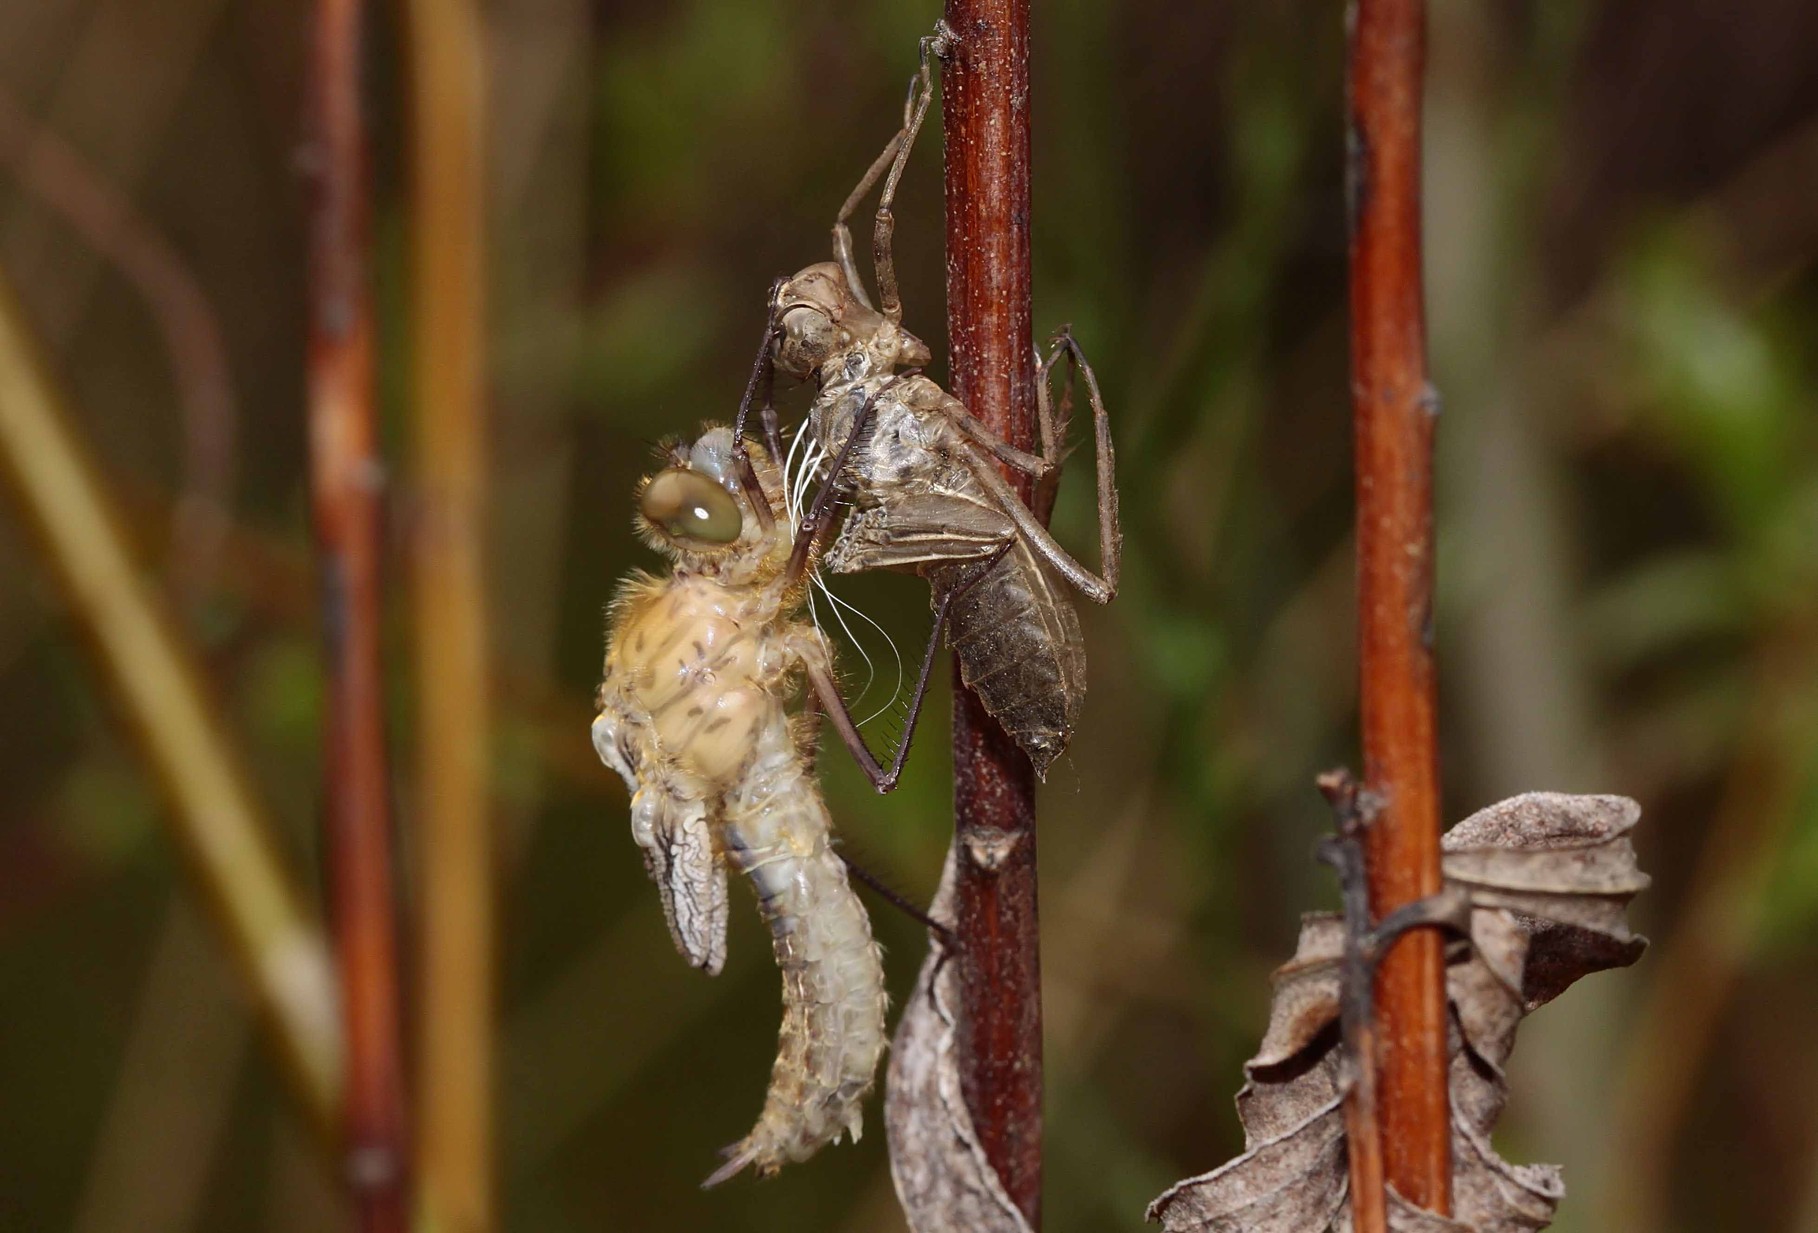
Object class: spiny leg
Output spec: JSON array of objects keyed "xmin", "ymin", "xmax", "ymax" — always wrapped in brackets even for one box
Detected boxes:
[
  {"xmin": 944, "ymin": 395, "xmax": 1056, "ymax": 480},
  {"xmin": 798, "ymin": 542, "xmax": 1010, "ymax": 795},
  {"xmin": 796, "ymin": 678, "xmax": 823, "ymax": 776},
  {"xmin": 937, "ymin": 328, "xmax": 1093, "ymax": 483},
  {"xmin": 1047, "ymin": 329, "xmax": 1120, "ymax": 589},
  {"xmin": 946, "ymin": 328, "xmax": 1123, "ymax": 602},
  {"xmin": 1031, "ymin": 329, "xmax": 1077, "ymax": 519},
  {"xmin": 801, "ymin": 588, "xmax": 949, "ymax": 796},
  {"xmin": 832, "ymin": 134, "xmax": 896, "ymax": 312},
  {"xmin": 811, "ymin": 500, "xmax": 1023, "ymax": 770},
  {"xmin": 871, "ymin": 28, "xmax": 948, "ymax": 324},
  {"xmin": 832, "ymin": 24, "xmax": 950, "ymax": 322},
  {"xmin": 837, "ymin": 848, "xmax": 956, "ymax": 945},
  {"xmin": 732, "ymin": 284, "xmax": 787, "ymax": 530}
]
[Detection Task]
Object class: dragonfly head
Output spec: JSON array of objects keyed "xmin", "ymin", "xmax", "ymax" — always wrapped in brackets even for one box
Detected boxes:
[
  {"xmin": 635, "ymin": 426, "xmax": 783, "ymax": 567},
  {"xmin": 772, "ymin": 263, "xmax": 931, "ymax": 381}
]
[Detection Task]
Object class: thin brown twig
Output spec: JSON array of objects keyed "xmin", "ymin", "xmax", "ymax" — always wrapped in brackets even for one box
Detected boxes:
[
  {"xmin": 306, "ymin": 1, "xmax": 410, "ymax": 1228},
  {"xmin": 1317, "ymin": 771, "xmax": 1389, "ymax": 1233},
  {"xmin": 0, "ymin": 84, "xmax": 237, "ymax": 603},
  {"xmin": 940, "ymin": 2, "xmax": 1043, "ymax": 1225},
  {"xmin": 0, "ymin": 273, "xmax": 339, "ymax": 1137},
  {"xmin": 0, "ymin": 0, "xmax": 228, "ymax": 343},
  {"xmin": 1347, "ymin": 0, "xmax": 1451, "ymax": 1219},
  {"xmin": 401, "ymin": 1, "xmax": 494, "ymax": 1230}
]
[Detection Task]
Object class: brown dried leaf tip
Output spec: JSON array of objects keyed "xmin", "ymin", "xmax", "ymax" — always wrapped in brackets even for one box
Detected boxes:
[
  {"xmin": 883, "ymin": 850, "xmax": 1034, "ymax": 1233},
  {"xmin": 1146, "ymin": 793, "xmax": 1650, "ymax": 1233}
]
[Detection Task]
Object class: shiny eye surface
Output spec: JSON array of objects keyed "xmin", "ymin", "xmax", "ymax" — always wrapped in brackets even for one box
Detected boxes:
[{"xmin": 641, "ymin": 468, "xmax": 742, "ymax": 544}]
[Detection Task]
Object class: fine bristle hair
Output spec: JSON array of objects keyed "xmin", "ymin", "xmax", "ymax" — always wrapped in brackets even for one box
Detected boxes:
[
  {"xmin": 783, "ymin": 419, "xmax": 820, "ymax": 531},
  {"xmin": 784, "ymin": 418, "xmax": 907, "ymax": 724},
  {"xmin": 828, "ymin": 583, "xmax": 908, "ymax": 726},
  {"xmin": 819, "ymin": 580, "xmax": 871, "ymax": 697}
]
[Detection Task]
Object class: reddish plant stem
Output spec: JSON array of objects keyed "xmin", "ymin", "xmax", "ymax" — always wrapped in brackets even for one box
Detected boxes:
[
  {"xmin": 306, "ymin": 1, "xmax": 410, "ymax": 1229},
  {"xmin": 1347, "ymin": 0, "xmax": 1451, "ymax": 1217},
  {"xmin": 941, "ymin": 1, "xmax": 1043, "ymax": 1226}
]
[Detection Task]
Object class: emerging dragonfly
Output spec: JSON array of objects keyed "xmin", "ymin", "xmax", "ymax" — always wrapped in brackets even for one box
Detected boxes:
[
  {"xmin": 592, "ymin": 415, "xmax": 920, "ymax": 1184},
  {"xmin": 737, "ymin": 28, "xmax": 1122, "ymax": 780}
]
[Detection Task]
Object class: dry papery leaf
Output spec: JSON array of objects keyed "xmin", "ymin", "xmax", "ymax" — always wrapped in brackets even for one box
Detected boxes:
[
  {"xmin": 885, "ymin": 850, "xmax": 1034, "ymax": 1233},
  {"xmin": 1147, "ymin": 793, "xmax": 1649, "ymax": 1233}
]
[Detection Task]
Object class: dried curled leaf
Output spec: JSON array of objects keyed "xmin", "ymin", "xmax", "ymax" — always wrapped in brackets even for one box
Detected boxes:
[
  {"xmin": 1145, "ymin": 792, "xmax": 1649, "ymax": 1233},
  {"xmin": 1249, "ymin": 915, "xmax": 1345, "ymax": 1071},
  {"xmin": 884, "ymin": 851, "xmax": 1033, "ymax": 1233},
  {"xmin": 1442, "ymin": 793, "xmax": 1649, "ymax": 1010},
  {"xmin": 1148, "ymin": 1088, "xmax": 1348, "ymax": 1232}
]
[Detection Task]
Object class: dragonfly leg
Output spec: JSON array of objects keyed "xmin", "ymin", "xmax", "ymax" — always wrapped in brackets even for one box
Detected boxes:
[
  {"xmin": 949, "ymin": 408, "xmax": 1055, "ymax": 479},
  {"xmin": 1040, "ymin": 328, "xmax": 1121, "ymax": 577},
  {"xmin": 871, "ymin": 32, "xmax": 943, "ymax": 324},
  {"xmin": 796, "ymin": 681, "xmax": 824, "ymax": 776},
  {"xmin": 1030, "ymin": 329, "xmax": 1076, "ymax": 517},
  {"xmin": 798, "ymin": 589, "xmax": 948, "ymax": 795},
  {"xmin": 732, "ymin": 290, "xmax": 786, "ymax": 531},
  {"xmin": 837, "ymin": 850, "xmax": 956, "ymax": 944},
  {"xmin": 833, "ymin": 27, "xmax": 945, "ymax": 323},
  {"xmin": 797, "ymin": 539, "xmax": 1008, "ymax": 794},
  {"xmin": 941, "ymin": 330, "xmax": 1122, "ymax": 603},
  {"xmin": 832, "ymin": 134, "xmax": 897, "ymax": 312},
  {"xmin": 956, "ymin": 436, "xmax": 1120, "ymax": 603}
]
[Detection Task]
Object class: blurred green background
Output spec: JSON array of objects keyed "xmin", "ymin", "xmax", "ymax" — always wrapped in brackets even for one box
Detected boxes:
[{"xmin": 3, "ymin": 1, "xmax": 1818, "ymax": 1230}]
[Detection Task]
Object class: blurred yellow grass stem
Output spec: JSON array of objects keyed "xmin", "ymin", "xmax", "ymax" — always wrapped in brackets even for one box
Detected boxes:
[
  {"xmin": 0, "ymin": 273, "xmax": 340, "ymax": 1137},
  {"xmin": 402, "ymin": 1, "xmax": 494, "ymax": 1229}
]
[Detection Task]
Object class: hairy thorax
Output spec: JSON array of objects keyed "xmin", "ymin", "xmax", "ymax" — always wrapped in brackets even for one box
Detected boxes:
[{"xmin": 611, "ymin": 578, "xmax": 778, "ymax": 786}]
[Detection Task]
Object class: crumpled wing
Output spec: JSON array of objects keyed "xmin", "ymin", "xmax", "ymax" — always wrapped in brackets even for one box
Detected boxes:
[
  {"xmin": 593, "ymin": 712, "xmax": 729, "ymax": 975},
  {"xmin": 630, "ymin": 786, "xmax": 728, "ymax": 975},
  {"xmin": 823, "ymin": 492, "xmax": 1015, "ymax": 574}
]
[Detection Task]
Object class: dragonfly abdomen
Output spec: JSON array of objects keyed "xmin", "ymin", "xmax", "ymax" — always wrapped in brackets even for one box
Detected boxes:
[
  {"xmin": 944, "ymin": 543, "xmax": 1086, "ymax": 779},
  {"xmin": 707, "ymin": 740, "xmax": 887, "ymax": 1185}
]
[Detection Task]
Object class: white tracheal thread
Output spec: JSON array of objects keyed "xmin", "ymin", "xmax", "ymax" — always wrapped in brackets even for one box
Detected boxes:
[
  {"xmin": 784, "ymin": 424, "xmax": 905, "ymax": 728},
  {"xmin": 593, "ymin": 426, "xmax": 888, "ymax": 1184}
]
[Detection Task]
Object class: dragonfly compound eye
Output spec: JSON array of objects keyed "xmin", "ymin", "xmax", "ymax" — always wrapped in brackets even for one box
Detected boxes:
[
  {"xmin": 641, "ymin": 469, "xmax": 743, "ymax": 545},
  {"xmin": 776, "ymin": 305, "xmax": 838, "ymax": 376}
]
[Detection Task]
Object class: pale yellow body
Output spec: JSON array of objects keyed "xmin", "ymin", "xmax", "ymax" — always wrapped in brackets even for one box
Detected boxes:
[{"xmin": 609, "ymin": 579, "xmax": 773, "ymax": 787}]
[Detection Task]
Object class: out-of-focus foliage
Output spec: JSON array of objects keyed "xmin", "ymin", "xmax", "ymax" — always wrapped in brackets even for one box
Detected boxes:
[{"xmin": 2, "ymin": 2, "xmax": 1817, "ymax": 1231}]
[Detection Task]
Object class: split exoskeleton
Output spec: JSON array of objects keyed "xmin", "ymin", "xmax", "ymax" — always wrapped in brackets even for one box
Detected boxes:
[
  {"xmin": 735, "ymin": 26, "xmax": 1122, "ymax": 780},
  {"xmin": 591, "ymin": 26, "xmax": 1124, "ymax": 1185}
]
